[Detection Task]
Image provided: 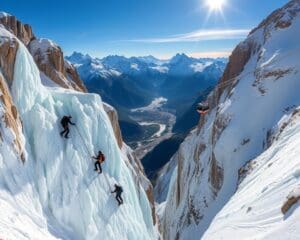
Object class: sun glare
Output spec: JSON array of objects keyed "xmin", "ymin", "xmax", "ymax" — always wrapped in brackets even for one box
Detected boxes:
[{"xmin": 206, "ymin": 0, "xmax": 225, "ymax": 11}]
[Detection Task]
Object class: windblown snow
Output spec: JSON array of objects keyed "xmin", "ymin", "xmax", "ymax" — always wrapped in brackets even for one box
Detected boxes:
[{"xmin": 0, "ymin": 31, "xmax": 156, "ymax": 239}]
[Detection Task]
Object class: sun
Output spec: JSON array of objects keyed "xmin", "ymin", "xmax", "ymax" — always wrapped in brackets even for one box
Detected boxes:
[{"xmin": 206, "ymin": 0, "xmax": 225, "ymax": 11}]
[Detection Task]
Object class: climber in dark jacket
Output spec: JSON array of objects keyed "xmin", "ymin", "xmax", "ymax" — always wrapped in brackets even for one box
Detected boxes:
[
  {"xmin": 92, "ymin": 151, "xmax": 105, "ymax": 174},
  {"xmin": 60, "ymin": 115, "xmax": 75, "ymax": 138},
  {"xmin": 111, "ymin": 184, "xmax": 123, "ymax": 205}
]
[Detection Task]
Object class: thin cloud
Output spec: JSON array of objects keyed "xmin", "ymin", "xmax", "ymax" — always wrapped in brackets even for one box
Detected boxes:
[
  {"xmin": 189, "ymin": 51, "xmax": 232, "ymax": 58},
  {"xmin": 126, "ymin": 29, "xmax": 250, "ymax": 43}
]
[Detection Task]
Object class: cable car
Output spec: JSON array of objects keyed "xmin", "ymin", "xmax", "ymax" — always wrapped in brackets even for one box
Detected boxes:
[{"xmin": 197, "ymin": 102, "xmax": 210, "ymax": 115}]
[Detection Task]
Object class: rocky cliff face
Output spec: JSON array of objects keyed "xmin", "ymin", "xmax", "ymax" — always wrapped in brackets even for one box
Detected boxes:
[
  {"xmin": 122, "ymin": 144, "xmax": 157, "ymax": 225},
  {"xmin": 29, "ymin": 39, "xmax": 87, "ymax": 92},
  {"xmin": 158, "ymin": 1, "xmax": 300, "ymax": 239},
  {"xmin": 0, "ymin": 26, "xmax": 25, "ymax": 162},
  {"xmin": 0, "ymin": 12, "xmax": 35, "ymax": 45},
  {"xmin": 0, "ymin": 72, "xmax": 24, "ymax": 161},
  {"xmin": 0, "ymin": 12, "xmax": 86, "ymax": 93},
  {"xmin": 103, "ymin": 103, "xmax": 123, "ymax": 149},
  {"xmin": 0, "ymin": 35, "xmax": 19, "ymax": 86}
]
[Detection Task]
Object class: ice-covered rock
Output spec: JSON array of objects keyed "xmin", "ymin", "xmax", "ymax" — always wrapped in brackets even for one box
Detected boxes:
[
  {"xmin": 29, "ymin": 38, "xmax": 87, "ymax": 92},
  {"xmin": 0, "ymin": 13, "xmax": 86, "ymax": 93},
  {"xmin": 0, "ymin": 17, "xmax": 157, "ymax": 240}
]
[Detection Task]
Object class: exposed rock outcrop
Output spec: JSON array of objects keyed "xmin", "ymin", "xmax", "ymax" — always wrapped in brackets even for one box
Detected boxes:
[
  {"xmin": 0, "ymin": 36, "xmax": 19, "ymax": 86},
  {"xmin": 103, "ymin": 103, "xmax": 123, "ymax": 148},
  {"xmin": 0, "ymin": 26, "xmax": 24, "ymax": 161},
  {"xmin": 0, "ymin": 12, "xmax": 87, "ymax": 93},
  {"xmin": 29, "ymin": 39, "xmax": 87, "ymax": 92},
  {"xmin": 282, "ymin": 191, "xmax": 300, "ymax": 215},
  {"xmin": 208, "ymin": 152, "xmax": 223, "ymax": 196},
  {"xmin": 123, "ymin": 144, "xmax": 157, "ymax": 225},
  {"xmin": 0, "ymin": 12, "xmax": 35, "ymax": 45},
  {"xmin": 0, "ymin": 73, "xmax": 24, "ymax": 161},
  {"xmin": 64, "ymin": 60, "xmax": 87, "ymax": 92},
  {"xmin": 218, "ymin": 39, "xmax": 259, "ymax": 99}
]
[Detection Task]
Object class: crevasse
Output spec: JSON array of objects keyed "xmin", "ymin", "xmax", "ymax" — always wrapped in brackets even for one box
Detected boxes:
[{"xmin": 5, "ymin": 42, "xmax": 155, "ymax": 239}]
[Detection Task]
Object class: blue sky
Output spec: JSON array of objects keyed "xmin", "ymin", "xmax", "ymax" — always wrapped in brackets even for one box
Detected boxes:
[{"xmin": 1, "ymin": 0, "xmax": 289, "ymax": 59}]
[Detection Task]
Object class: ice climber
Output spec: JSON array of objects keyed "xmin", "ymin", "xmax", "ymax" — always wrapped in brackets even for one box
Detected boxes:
[
  {"xmin": 111, "ymin": 184, "xmax": 123, "ymax": 206},
  {"xmin": 60, "ymin": 115, "xmax": 75, "ymax": 138},
  {"xmin": 93, "ymin": 150, "xmax": 105, "ymax": 174}
]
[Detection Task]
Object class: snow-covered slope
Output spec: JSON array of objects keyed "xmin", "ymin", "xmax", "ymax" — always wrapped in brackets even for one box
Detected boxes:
[
  {"xmin": 0, "ymin": 22, "xmax": 157, "ymax": 240},
  {"xmin": 203, "ymin": 108, "xmax": 300, "ymax": 239},
  {"xmin": 158, "ymin": 0, "xmax": 300, "ymax": 239}
]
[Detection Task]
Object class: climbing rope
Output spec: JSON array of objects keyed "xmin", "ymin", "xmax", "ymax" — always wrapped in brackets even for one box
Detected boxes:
[
  {"xmin": 74, "ymin": 125, "xmax": 114, "ymax": 192},
  {"xmin": 74, "ymin": 125, "xmax": 93, "ymax": 157},
  {"xmin": 103, "ymin": 172, "xmax": 113, "ymax": 192},
  {"xmin": 217, "ymin": 48, "xmax": 300, "ymax": 88},
  {"xmin": 200, "ymin": 45, "xmax": 300, "ymax": 108}
]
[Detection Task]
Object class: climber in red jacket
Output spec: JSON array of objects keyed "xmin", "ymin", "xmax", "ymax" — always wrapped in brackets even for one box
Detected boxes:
[{"xmin": 92, "ymin": 150, "xmax": 105, "ymax": 174}]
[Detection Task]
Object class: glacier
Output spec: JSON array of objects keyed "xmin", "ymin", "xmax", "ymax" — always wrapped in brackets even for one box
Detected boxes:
[{"xmin": 0, "ymin": 35, "xmax": 156, "ymax": 239}]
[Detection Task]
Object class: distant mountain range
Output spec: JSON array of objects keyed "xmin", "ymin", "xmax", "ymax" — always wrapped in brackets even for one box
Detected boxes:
[
  {"xmin": 66, "ymin": 52, "xmax": 227, "ymax": 142},
  {"xmin": 67, "ymin": 52, "xmax": 226, "ymax": 80},
  {"xmin": 66, "ymin": 52, "xmax": 226, "ymax": 109}
]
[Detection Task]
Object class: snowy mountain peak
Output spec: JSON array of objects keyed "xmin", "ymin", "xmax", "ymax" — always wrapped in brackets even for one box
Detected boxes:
[
  {"xmin": 169, "ymin": 53, "xmax": 190, "ymax": 64},
  {"xmin": 67, "ymin": 51, "xmax": 93, "ymax": 65},
  {"xmin": 67, "ymin": 51, "xmax": 226, "ymax": 79},
  {"xmin": 251, "ymin": 0, "xmax": 300, "ymax": 36}
]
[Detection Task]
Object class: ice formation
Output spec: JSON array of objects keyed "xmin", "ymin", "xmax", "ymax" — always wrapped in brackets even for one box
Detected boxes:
[{"xmin": 0, "ymin": 34, "xmax": 156, "ymax": 239}]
